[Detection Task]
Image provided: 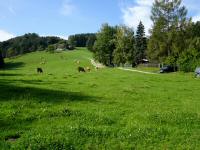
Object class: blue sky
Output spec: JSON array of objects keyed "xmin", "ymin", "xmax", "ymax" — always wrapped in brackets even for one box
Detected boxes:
[{"xmin": 0, "ymin": 0, "xmax": 200, "ymax": 41}]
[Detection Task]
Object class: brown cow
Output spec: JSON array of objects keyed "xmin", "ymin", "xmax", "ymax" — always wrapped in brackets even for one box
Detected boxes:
[
  {"xmin": 85, "ymin": 67, "xmax": 91, "ymax": 72},
  {"xmin": 76, "ymin": 60, "xmax": 80, "ymax": 65}
]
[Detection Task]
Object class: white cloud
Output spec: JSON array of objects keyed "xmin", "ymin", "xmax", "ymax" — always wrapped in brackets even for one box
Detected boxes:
[
  {"xmin": 121, "ymin": 0, "xmax": 153, "ymax": 34},
  {"xmin": 193, "ymin": 15, "xmax": 200, "ymax": 22},
  {"xmin": 183, "ymin": 0, "xmax": 200, "ymax": 22},
  {"xmin": 0, "ymin": 30, "xmax": 15, "ymax": 41},
  {"xmin": 57, "ymin": 35, "xmax": 68, "ymax": 40},
  {"xmin": 60, "ymin": 0, "xmax": 76, "ymax": 16}
]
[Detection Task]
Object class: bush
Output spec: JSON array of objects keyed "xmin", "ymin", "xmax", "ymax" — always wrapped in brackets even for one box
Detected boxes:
[
  {"xmin": 178, "ymin": 49, "xmax": 200, "ymax": 72},
  {"xmin": 164, "ymin": 56, "xmax": 178, "ymax": 71},
  {"xmin": 178, "ymin": 38, "xmax": 200, "ymax": 72},
  {"xmin": 46, "ymin": 45, "xmax": 55, "ymax": 53}
]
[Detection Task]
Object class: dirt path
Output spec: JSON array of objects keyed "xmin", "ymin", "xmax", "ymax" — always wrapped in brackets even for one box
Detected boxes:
[
  {"xmin": 90, "ymin": 59, "xmax": 105, "ymax": 68},
  {"xmin": 118, "ymin": 67, "xmax": 158, "ymax": 75},
  {"xmin": 89, "ymin": 59, "xmax": 158, "ymax": 75}
]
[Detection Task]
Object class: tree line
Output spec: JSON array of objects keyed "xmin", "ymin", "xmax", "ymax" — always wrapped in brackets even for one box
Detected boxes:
[
  {"xmin": 0, "ymin": 33, "xmax": 68, "ymax": 58},
  {"xmin": 68, "ymin": 33, "xmax": 96, "ymax": 50},
  {"xmin": 93, "ymin": 0, "xmax": 200, "ymax": 72},
  {"xmin": 93, "ymin": 21, "xmax": 147, "ymax": 67},
  {"xmin": 148, "ymin": 0, "xmax": 200, "ymax": 72}
]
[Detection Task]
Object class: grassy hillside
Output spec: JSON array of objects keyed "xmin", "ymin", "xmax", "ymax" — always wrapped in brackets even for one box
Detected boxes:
[{"xmin": 0, "ymin": 48, "xmax": 200, "ymax": 149}]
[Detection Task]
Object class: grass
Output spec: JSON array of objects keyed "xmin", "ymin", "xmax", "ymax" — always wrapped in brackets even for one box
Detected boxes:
[
  {"xmin": 136, "ymin": 66, "xmax": 160, "ymax": 73},
  {"xmin": 0, "ymin": 48, "xmax": 200, "ymax": 149}
]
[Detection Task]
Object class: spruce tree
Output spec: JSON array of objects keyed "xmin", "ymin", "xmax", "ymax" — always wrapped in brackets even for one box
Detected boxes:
[{"xmin": 135, "ymin": 21, "xmax": 147, "ymax": 64}]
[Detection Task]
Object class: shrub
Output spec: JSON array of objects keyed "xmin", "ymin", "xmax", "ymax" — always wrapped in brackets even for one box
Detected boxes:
[
  {"xmin": 178, "ymin": 38, "xmax": 200, "ymax": 72},
  {"xmin": 178, "ymin": 50, "xmax": 200, "ymax": 72},
  {"xmin": 46, "ymin": 45, "xmax": 55, "ymax": 53}
]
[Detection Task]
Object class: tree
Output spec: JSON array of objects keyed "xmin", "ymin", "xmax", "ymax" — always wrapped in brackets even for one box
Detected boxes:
[
  {"xmin": 0, "ymin": 33, "xmax": 66, "ymax": 58},
  {"xmin": 148, "ymin": 18, "xmax": 168, "ymax": 62},
  {"xmin": 178, "ymin": 37, "xmax": 200, "ymax": 72},
  {"xmin": 135, "ymin": 21, "xmax": 147, "ymax": 64},
  {"xmin": 113, "ymin": 26, "xmax": 127, "ymax": 66},
  {"xmin": 148, "ymin": 0, "xmax": 188, "ymax": 62},
  {"xmin": 94, "ymin": 23, "xmax": 116, "ymax": 66},
  {"xmin": 7, "ymin": 48, "xmax": 16, "ymax": 57},
  {"xmin": 0, "ymin": 50, "xmax": 4, "ymax": 68},
  {"xmin": 113, "ymin": 25, "xmax": 135, "ymax": 67},
  {"xmin": 86, "ymin": 34, "xmax": 96, "ymax": 51},
  {"xmin": 68, "ymin": 33, "xmax": 96, "ymax": 47}
]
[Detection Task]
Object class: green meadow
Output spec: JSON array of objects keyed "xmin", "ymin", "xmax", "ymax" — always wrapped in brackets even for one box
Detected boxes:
[{"xmin": 0, "ymin": 48, "xmax": 200, "ymax": 149}]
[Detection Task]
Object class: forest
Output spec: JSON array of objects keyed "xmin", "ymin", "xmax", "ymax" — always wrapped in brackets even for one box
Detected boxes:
[{"xmin": 93, "ymin": 0, "xmax": 200, "ymax": 72}]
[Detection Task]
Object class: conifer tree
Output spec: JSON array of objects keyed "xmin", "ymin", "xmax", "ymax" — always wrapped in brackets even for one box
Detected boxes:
[
  {"xmin": 148, "ymin": 0, "xmax": 188, "ymax": 62},
  {"xmin": 135, "ymin": 21, "xmax": 147, "ymax": 64}
]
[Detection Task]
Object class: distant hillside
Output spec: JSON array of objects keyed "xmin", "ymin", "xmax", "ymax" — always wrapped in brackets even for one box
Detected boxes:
[{"xmin": 0, "ymin": 33, "xmax": 68, "ymax": 58}]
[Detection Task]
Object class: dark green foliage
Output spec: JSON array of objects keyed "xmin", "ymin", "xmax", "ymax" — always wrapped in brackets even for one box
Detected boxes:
[
  {"xmin": 0, "ymin": 50, "xmax": 4, "ymax": 68},
  {"xmin": 113, "ymin": 26, "xmax": 128, "ymax": 66},
  {"xmin": 46, "ymin": 45, "xmax": 55, "ymax": 53},
  {"xmin": 148, "ymin": 18, "xmax": 168, "ymax": 62},
  {"xmin": 113, "ymin": 25, "xmax": 135, "ymax": 67},
  {"xmin": 86, "ymin": 35, "xmax": 96, "ymax": 51},
  {"xmin": 94, "ymin": 23, "xmax": 146, "ymax": 67},
  {"xmin": 188, "ymin": 21, "xmax": 200, "ymax": 37},
  {"xmin": 148, "ymin": 0, "xmax": 188, "ymax": 63},
  {"xmin": 146, "ymin": 0, "xmax": 200, "ymax": 73},
  {"xmin": 0, "ymin": 33, "xmax": 66, "ymax": 58},
  {"xmin": 135, "ymin": 21, "xmax": 147, "ymax": 64},
  {"xmin": 94, "ymin": 24, "xmax": 116, "ymax": 66},
  {"xmin": 56, "ymin": 40, "xmax": 69, "ymax": 50},
  {"xmin": 178, "ymin": 38, "xmax": 200, "ymax": 72},
  {"xmin": 68, "ymin": 33, "xmax": 96, "ymax": 48}
]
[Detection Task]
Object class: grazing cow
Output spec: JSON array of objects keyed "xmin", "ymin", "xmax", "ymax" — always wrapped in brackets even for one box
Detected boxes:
[
  {"xmin": 85, "ymin": 66, "xmax": 91, "ymax": 72},
  {"xmin": 78, "ymin": 67, "xmax": 85, "ymax": 72},
  {"xmin": 37, "ymin": 68, "xmax": 43, "ymax": 73}
]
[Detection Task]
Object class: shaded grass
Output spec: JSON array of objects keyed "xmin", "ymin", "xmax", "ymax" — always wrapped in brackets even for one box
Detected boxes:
[
  {"xmin": 2, "ymin": 62, "xmax": 25, "ymax": 70},
  {"xmin": 0, "ymin": 81, "xmax": 100, "ymax": 103}
]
